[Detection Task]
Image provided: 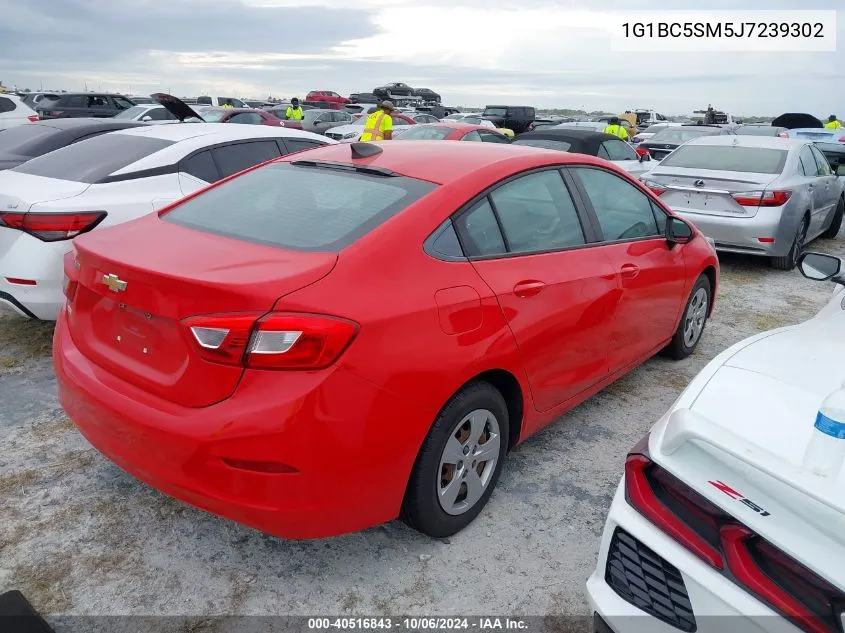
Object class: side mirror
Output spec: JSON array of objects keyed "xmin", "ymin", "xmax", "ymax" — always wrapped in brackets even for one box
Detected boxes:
[
  {"xmin": 798, "ymin": 252, "xmax": 842, "ymax": 281},
  {"xmin": 666, "ymin": 216, "xmax": 693, "ymax": 246},
  {"xmin": 837, "ymin": 164, "xmax": 845, "ymax": 177},
  {"xmin": 141, "ymin": 116, "xmax": 152, "ymax": 122}
]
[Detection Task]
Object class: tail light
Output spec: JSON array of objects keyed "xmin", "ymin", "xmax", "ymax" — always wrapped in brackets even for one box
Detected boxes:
[
  {"xmin": 838, "ymin": 137, "xmax": 845, "ymax": 143},
  {"xmin": 0, "ymin": 211, "xmax": 106, "ymax": 241},
  {"xmin": 625, "ymin": 435, "xmax": 845, "ymax": 633},
  {"xmin": 27, "ymin": 114, "xmax": 39, "ymax": 122},
  {"xmin": 778, "ymin": 132, "xmax": 789, "ymax": 138},
  {"xmin": 183, "ymin": 312, "xmax": 358, "ymax": 370},
  {"xmin": 641, "ymin": 179, "xmax": 666, "ymax": 196},
  {"xmin": 731, "ymin": 190, "xmax": 791, "ymax": 207}
]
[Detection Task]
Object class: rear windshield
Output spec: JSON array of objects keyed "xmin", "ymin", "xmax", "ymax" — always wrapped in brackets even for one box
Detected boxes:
[
  {"xmin": 162, "ymin": 162, "xmax": 437, "ymax": 251},
  {"xmin": 659, "ymin": 145, "xmax": 788, "ymax": 174},
  {"xmin": 736, "ymin": 126, "xmax": 780, "ymax": 136},
  {"xmin": 483, "ymin": 107, "xmax": 507, "ymax": 117},
  {"xmin": 396, "ymin": 126, "xmax": 453, "ymax": 140},
  {"xmin": 648, "ymin": 129, "xmax": 715, "ymax": 144},
  {"xmin": 11, "ymin": 133, "xmax": 174, "ymax": 182},
  {"xmin": 0, "ymin": 124, "xmax": 58, "ymax": 154},
  {"xmin": 513, "ymin": 138, "xmax": 572, "ymax": 152}
]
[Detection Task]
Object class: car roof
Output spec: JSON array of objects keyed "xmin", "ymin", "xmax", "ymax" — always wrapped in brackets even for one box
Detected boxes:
[
  {"xmin": 684, "ymin": 135, "xmax": 807, "ymax": 149},
  {"xmin": 277, "ymin": 140, "xmax": 609, "ymax": 185},
  {"xmin": 26, "ymin": 118, "xmax": 146, "ymax": 131}
]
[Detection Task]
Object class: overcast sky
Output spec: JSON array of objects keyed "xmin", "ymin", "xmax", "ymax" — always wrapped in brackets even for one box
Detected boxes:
[{"xmin": 1, "ymin": 0, "xmax": 842, "ymax": 115}]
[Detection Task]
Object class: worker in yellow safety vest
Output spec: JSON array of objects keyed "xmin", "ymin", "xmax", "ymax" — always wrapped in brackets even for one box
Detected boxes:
[
  {"xmin": 825, "ymin": 115, "xmax": 842, "ymax": 129},
  {"xmin": 360, "ymin": 101, "xmax": 395, "ymax": 141},
  {"xmin": 285, "ymin": 98, "xmax": 304, "ymax": 120},
  {"xmin": 603, "ymin": 116, "xmax": 629, "ymax": 140}
]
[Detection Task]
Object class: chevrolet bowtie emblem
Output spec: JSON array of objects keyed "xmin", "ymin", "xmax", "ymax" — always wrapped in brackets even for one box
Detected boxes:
[{"xmin": 101, "ymin": 273, "xmax": 127, "ymax": 292}]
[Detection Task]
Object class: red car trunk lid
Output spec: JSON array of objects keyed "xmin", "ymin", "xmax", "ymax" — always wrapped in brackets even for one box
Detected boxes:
[{"xmin": 67, "ymin": 215, "xmax": 337, "ymax": 407}]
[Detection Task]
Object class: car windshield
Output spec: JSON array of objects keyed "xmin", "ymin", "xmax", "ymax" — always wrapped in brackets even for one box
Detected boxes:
[
  {"xmin": 648, "ymin": 128, "xmax": 715, "ymax": 144},
  {"xmin": 200, "ymin": 110, "xmax": 227, "ymax": 122},
  {"xmin": 0, "ymin": 124, "xmax": 58, "ymax": 154},
  {"xmin": 304, "ymin": 110, "xmax": 330, "ymax": 122},
  {"xmin": 483, "ymin": 108, "xmax": 507, "ymax": 117},
  {"xmin": 642, "ymin": 125, "xmax": 668, "ymax": 134},
  {"xmin": 736, "ymin": 126, "xmax": 780, "ymax": 136},
  {"xmin": 162, "ymin": 162, "xmax": 437, "ymax": 251},
  {"xmin": 114, "ymin": 106, "xmax": 149, "ymax": 120},
  {"xmin": 659, "ymin": 145, "xmax": 788, "ymax": 174},
  {"xmin": 395, "ymin": 126, "xmax": 453, "ymax": 140},
  {"xmin": 513, "ymin": 139, "xmax": 573, "ymax": 152},
  {"xmin": 11, "ymin": 133, "xmax": 174, "ymax": 183}
]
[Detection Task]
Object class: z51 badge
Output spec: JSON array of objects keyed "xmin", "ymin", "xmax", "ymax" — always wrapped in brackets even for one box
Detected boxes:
[{"xmin": 708, "ymin": 480, "xmax": 771, "ymax": 517}]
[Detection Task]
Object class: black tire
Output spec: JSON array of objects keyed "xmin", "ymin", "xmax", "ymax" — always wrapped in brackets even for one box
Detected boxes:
[
  {"xmin": 771, "ymin": 216, "xmax": 809, "ymax": 270},
  {"xmin": 662, "ymin": 274, "xmax": 712, "ymax": 360},
  {"xmin": 821, "ymin": 197, "xmax": 844, "ymax": 239},
  {"xmin": 401, "ymin": 381, "xmax": 509, "ymax": 538}
]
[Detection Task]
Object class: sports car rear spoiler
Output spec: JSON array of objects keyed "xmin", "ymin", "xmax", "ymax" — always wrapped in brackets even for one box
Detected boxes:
[{"xmin": 656, "ymin": 407, "xmax": 844, "ymax": 516}]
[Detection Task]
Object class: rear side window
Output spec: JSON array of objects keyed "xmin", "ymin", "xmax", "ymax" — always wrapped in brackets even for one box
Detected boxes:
[
  {"xmin": 12, "ymin": 134, "xmax": 174, "ymax": 183},
  {"xmin": 659, "ymin": 145, "xmax": 787, "ymax": 174},
  {"xmin": 454, "ymin": 199, "xmax": 506, "ymax": 256},
  {"xmin": 0, "ymin": 97, "xmax": 15, "ymax": 113},
  {"xmin": 212, "ymin": 141, "xmax": 282, "ymax": 178},
  {"xmin": 283, "ymin": 139, "xmax": 326, "ymax": 154},
  {"xmin": 66, "ymin": 96, "xmax": 86, "ymax": 107},
  {"xmin": 161, "ymin": 162, "xmax": 437, "ymax": 251},
  {"xmin": 601, "ymin": 139, "xmax": 637, "ymax": 161},
  {"xmin": 514, "ymin": 138, "xmax": 572, "ymax": 152},
  {"xmin": 181, "ymin": 150, "xmax": 219, "ymax": 183}
]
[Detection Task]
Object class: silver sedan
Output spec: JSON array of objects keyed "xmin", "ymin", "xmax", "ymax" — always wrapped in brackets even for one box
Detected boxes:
[{"xmin": 641, "ymin": 135, "xmax": 845, "ymax": 269}]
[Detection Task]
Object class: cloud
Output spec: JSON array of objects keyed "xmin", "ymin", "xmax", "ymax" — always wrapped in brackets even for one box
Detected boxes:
[{"xmin": 0, "ymin": 0, "xmax": 842, "ymax": 115}]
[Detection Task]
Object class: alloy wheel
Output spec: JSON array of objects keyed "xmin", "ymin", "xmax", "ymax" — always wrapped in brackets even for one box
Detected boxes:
[
  {"xmin": 791, "ymin": 220, "xmax": 809, "ymax": 268},
  {"xmin": 683, "ymin": 287, "xmax": 708, "ymax": 348},
  {"xmin": 437, "ymin": 409, "xmax": 501, "ymax": 516}
]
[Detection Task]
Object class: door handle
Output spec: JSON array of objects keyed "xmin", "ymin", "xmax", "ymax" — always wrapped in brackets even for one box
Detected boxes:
[
  {"xmin": 513, "ymin": 280, "xmax": 545, "ymax": 298},
  {"xmin": 621, "ymin": 264, "xmax": 640, "ymax": 278}
]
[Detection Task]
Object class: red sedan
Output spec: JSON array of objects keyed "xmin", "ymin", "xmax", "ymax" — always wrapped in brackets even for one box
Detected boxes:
[
  {"xmin": 200, "ymin": 107, "xmax": 283, "ymax": 126},
  {"xmin": 55, "ymin": 141, "xmax": 718, "ymax": 539},
  {"xmin": 306, "ymin": 90, "xmax": 351, "ymax": 105},
  {"xmin": 395, "ymin": 121, "xmax": 512, "ymax": 143}
]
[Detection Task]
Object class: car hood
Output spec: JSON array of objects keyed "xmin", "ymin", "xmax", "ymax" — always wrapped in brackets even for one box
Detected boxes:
[
  {"xmin": 151, "ymin": 93, "xmax": 203, "ymax": 122},
  {"xmin": 771, "ymin": 112, "xmax": 823, "ymax": 129},
  {"xmin": 324, "ymin": 124, "xmax": 364, "ymax": 139}
]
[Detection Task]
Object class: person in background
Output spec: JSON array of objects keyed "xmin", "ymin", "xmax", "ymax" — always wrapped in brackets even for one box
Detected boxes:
[
  {"xmin": 825, "ymin": 115, "xmax": 842, "ymax": 129},
  {"xmin": 360, "ymin": 101, "xmax": 395, "ymax": 141},
  {"xmin": 221, "ymin": 99, "xmax": 234, "ymax": 109},
  {"xmin": 603, "ymin": 116, "xmax": 629, "ymax": 141},
  {"xmin": 285, "ymin": 98, "xmax": 304, "ymax": 120}
]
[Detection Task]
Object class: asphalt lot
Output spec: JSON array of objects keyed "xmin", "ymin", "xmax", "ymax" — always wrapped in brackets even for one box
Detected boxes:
[{"xmin": 2, "ymin": 237, "xmax": 844, "ymax": 624}]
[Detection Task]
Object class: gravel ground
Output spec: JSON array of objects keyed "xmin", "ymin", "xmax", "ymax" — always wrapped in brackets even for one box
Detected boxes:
[{"xmin": 2, "ymin": 238, "xmax": 844, "ymax": 626}]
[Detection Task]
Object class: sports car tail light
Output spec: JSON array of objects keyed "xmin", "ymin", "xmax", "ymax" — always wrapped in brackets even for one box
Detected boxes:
[
  {"xmin": 731, "ymin": 190, "xmax": 791, "ymax": 207},
  {"xmin": 0, "ymin": 211, "xmax": 107, "ymax": 241},
  {"xmin": 183, "ymin": 312, "xmax": 358, "ymax": 370},
  {"xmin": 625, "ymin": 435, "xmax": 845, "ymax": 633}
]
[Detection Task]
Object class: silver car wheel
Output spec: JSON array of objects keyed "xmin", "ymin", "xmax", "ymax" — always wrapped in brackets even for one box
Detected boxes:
[
  {"xmin": 683, "ymin": 287, "xmax": 708, "ymax": 348},
  {"xmin": 437, "ymin": 409, "xmax": 501, "ymax": 516}
]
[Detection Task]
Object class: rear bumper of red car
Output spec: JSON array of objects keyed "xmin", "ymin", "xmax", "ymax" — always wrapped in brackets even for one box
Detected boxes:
[{"xmin": 53, "ymin": 311, "xmax": 432, "ymax": 539}]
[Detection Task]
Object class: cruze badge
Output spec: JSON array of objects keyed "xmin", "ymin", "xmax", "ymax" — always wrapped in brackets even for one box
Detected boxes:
[{"xmin": 101, "ymin": 273, "xmax": 127, "ymax": 293}]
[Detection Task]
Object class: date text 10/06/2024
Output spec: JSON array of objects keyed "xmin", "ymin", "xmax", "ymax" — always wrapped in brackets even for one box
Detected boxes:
[{"xmin": 307, "ymin": 618, "xmax": 529, "ymax": 631}]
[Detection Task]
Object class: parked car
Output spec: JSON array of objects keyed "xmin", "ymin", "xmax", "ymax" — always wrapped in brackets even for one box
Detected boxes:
[
  {"xmin": 0, "ymin": 94, "xmax": 39, "ymax": 131},
  {"xmin": 349, "ymin": 92, "xmax": 379, "ymax": 104},
  {"xmin": 35, "ymin": 93, "xmax": 136, "ymax": 120},
  {"xmin": 625, "ymin": 109, "xmax": 669, "ymax": 129},
  {"xmin": 279, "ymin": 109, "xmax": 354, "ymax": 134},
  {"xmin": 198, "ymin": 107, "xmax": 284, "ymax": 126},
  {"xmin": 512, "ymin": 128, "xmax": 655, "ymax": 177},
  {"xmin": 456, "ymin": 116, "xmax": 497, "ymax": 130},
  {"xmin": 306, "ymin": 91, "xmax": 350, "ymax": 106},
  {"xmin": 788, "ymin": 127, "xmax": 845, "ymax": 143},
  {"xmin": 481, "ymin": 105, "xmax": 536, "ymax": 134},
  {"xmin": 0, "ymin": 119, "xmax": 146, "ymax": 171},
  {"xmin": 0, "ymin": 124, "xmax": 334, "ymax": 320},
  {"xmin": 19, "ymin": 92, "xmax": 58, "ymax": 110},
  {"xmin": 630, "ymin": 123, "xmax": 682, "ymax": 145},
  {"xmin": 409, "ymin": 113, "xmax": 440, "ymax": 124},
  {"xmin": 373, "ymin": 83, "xmax": 415, "ymax": 101},
  {"xmin": 393, "ymin": 122, "xmax": 511, "ymax": 142},
  {"xmin": 113, "ymin": 104, "xmax": 180, "ymax": 124},
  {"xmin": 588, "ymin": 249, "xmax": 845, "ymax": 633},
  {"xmin": 735, "ymin": 124, "xmax": 789, "ymax": 138},
  {"xmin": 53, "ymin": 139, "xmax": 718, "ymax": 539},
  {"xmin": 638, "ymin": 125, "xmax": 735, "ymax": 161},
  {"xmin": 641, "ymin": 135, "xmax": 845, "ymax": 269},
  {"xmin": 413, "ymin": 88, "xmax": 441, "ymax": 103},
  {"xmin": 324, "ymin": 112, "xmax": 416, "ymax": 141},
  {"xmin": 816, "ymin": 141, "xmax": 845, "ymax": 182},
  {"xmin": 195, "ymin": 96, "xmax": 247, "ymax": 108}
]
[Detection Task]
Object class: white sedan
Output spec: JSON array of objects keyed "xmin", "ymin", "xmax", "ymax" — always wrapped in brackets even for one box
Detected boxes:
[
  {"xmin": 588, "ymin": 249, "xmax": 845, "ymax": 633},
  {"xmin": 0, "ymin": 124, "xmax": 334, "ymax": 320}
]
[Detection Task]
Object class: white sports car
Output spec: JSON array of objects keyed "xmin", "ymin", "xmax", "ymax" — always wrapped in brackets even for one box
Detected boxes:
[
  {"xmin": 588, "ymin": 249, "xmax": 845, "ymax": 633},
  {"xmin": 0, "ymin": 124, "xmax": 334, "ymax": 320}
]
